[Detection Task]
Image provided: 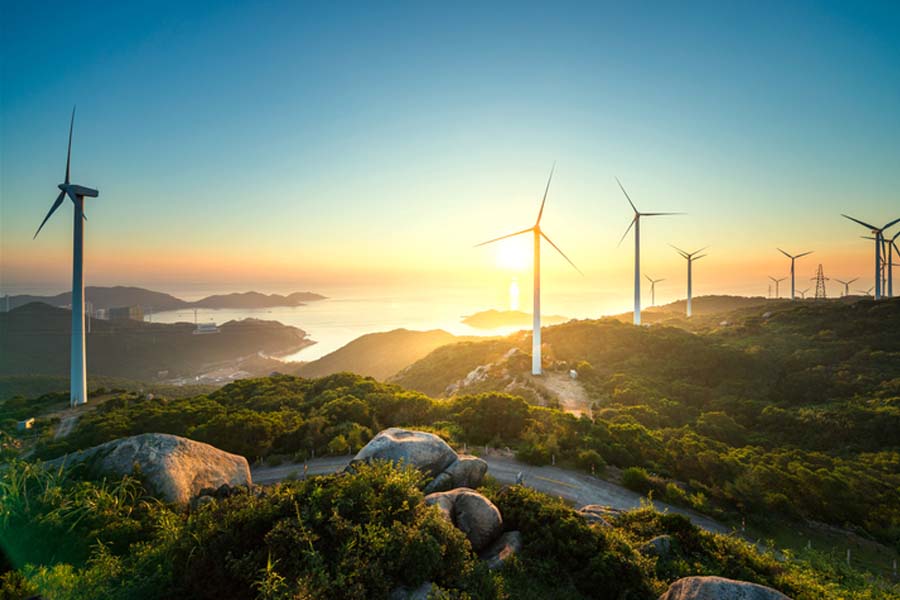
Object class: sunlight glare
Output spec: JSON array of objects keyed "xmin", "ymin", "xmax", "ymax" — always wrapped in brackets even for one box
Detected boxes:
[{"xmin": 495, "ymin": 237, "xmax": 530, "ymax": 271}]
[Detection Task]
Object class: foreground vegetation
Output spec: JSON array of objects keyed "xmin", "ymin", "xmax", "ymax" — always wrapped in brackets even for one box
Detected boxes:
[{"xmin": 1, "ymin": 459, "xmax": 894, "ymax": 599}]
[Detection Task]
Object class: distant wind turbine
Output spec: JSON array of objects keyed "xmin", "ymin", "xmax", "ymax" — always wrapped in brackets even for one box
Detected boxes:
[
  {"xmin": 857, "ymin": 286, "xmax": 875, "ymax": 297},
  {"xmin": 476, "ymin": 165, "xmax": 581, "ymax": 375},
  {"xmin": 886, "ymin": 231, "xmax": 899, "ymax": 297},
  {"xmin": 797, "ymin": 288, "xmax": 810, "ymax": 299},
  {"xmin": 768, "ymin": 276, "xmax": 787, "ymax": 299},
  {"xmin": 671, "ymin": 245, "xmax": 707, "ymax": 317},
  {"xmin": 644, "ymin": 274, "xmax": 665, "ymax": 306},
  {"xmin": 33, "ymin": 107, "xmax": 99, "ymax": 407},
  {"xmin": 833, "ymin": 277, "xmax": 858, "ymax": 298},
  {"xmin": 615, "ymin": 178, "xmax": 683, "ymax": 325},
  {"xmin": 777, "ymin": 248, "xmax": 813, "ymax": 300},
  {"xmin": 842, "ymin": 214, "xmax": 900, "ymax": 300}
]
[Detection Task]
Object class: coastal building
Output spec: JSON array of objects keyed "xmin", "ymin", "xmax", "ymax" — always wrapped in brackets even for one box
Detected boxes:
[{"xmin": 108, "ymin": 305, "xmax": 144, "ymax": 321}]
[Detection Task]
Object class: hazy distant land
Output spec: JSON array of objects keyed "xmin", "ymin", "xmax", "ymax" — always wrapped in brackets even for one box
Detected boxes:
[
  {"xmin": 3, "ymin": 286, "xmax": 327, "ymax": 312},
  {"xmin": 461, "ymin": 309, "xmax": 569, "ymax": 329}
]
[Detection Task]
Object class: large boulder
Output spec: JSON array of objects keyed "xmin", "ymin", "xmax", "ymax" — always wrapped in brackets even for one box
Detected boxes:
[
  {"xmin": 351, "ymin": 428, "xmax": 488, "ymax": 492},
  {"xmin": 425, "ymin": 488, "xmax": 503, "ymax": 551},
  {"xmin": 659, "ymin": 576, "xmax": 792, "ymax": 600},
  {"xmin": 46, "ymin": 433, "xmax": 251, "ymax": 507},
  {"xmin": 641, "ymin": 534, "xmax": 674, "ymax": 558}
]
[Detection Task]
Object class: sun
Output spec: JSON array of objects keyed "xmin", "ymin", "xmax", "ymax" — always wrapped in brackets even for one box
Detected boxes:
[{"xmin": 495, "ymin": 237, "xmax": 530, "ymax": 271}]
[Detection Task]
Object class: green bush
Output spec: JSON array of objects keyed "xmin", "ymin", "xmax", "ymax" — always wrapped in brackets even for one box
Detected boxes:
[{"xmin": 621, "ymin": 467, "xmax": 652, "ymax": 495}]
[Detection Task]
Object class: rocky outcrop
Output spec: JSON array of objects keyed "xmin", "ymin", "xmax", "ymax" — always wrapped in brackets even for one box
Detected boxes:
[
  {"xmin": 642, "ymin": 534, "xmax": 673, "ymax": 557},
  {"xmin": 425, "ymin": 488, "xmax": 503, "ymax": 551},
  {"xmin": 350, "ymin": 428, "xmax": 487, "ymax": 492},
  {"xmin": 479, "ymin": 530, "xmax": 523, "ymax": 570},
  {"xmin": 659, "ymin": 576, "xmax": 792, "ymax": 600},
  {"xmin": 577, "ymin": 504, "xmax": 622, "ymax": 527},
  {"xmin": 46, "ymin": 433, "xmax": 251, "ymax": 507}
]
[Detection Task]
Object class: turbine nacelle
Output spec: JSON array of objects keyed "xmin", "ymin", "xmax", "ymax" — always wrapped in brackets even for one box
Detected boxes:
[{"xmin": 61, "ymin": 183, "xmax": 99, "ymax": 198}]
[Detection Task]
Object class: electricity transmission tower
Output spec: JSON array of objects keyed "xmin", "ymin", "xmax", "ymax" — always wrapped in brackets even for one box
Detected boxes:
[{"xmin": 813, "ymin": 264, "xmax": 828, "ymax": 300}]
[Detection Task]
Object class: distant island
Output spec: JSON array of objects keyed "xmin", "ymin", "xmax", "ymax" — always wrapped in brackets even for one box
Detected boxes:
[
  {"xmin": 0, "ymin": 302, "xmax": 313, "ymax": 381},
  {"xmin": 3, "ymin": 286, "xmax": 326, "ymax": 312},
  {"xmin": 462, "ymin": 309, "xmax": 569, "ymax": 329}
]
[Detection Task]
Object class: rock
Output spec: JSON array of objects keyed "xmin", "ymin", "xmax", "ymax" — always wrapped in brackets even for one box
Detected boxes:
[
  {"xmin": 659, "ymin": 576, "xmax": 792, "ymax": 600},
  {"xmin": 355, "ymin": 428, "xmax": 488, "ymax": 492},
  {"xmin": 577, "ymin": 504, "xmax": 621, "ymax": 527},
  {"xmin": 389, "ymin": 582, "xmax": 433, "ymax": 600},
  {"xmin": 190, "ymin": 494, "xmax": 216, "ymax": 511},
  {"xmin": 425, "ymin": 488, "xmax": 503, "ymax": 551},
  {"xmin": 642, "ymin": 534, "xmax": 673, "ymax": 557},
  {"xmin": 479, "ymin": 530, "xmax": 523, "ymax": 569},
  {"xmin": 46, "ymin": 433, "xmax": 251, "ymax": 507},
  {"xmin": 352, "ymin": 428, "xmax": 457, "ymax": 478}
]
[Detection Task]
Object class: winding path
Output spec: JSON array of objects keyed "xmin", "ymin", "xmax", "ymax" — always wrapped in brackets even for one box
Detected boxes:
[{"xmin": 251, "ymin": 453, "xmax": 731, "ymax": 535}]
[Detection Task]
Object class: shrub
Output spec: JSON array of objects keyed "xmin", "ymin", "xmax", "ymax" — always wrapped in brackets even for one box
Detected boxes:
[{"xmin": 621, "ymin": 467, "xmax": 652, "ymax": 494}]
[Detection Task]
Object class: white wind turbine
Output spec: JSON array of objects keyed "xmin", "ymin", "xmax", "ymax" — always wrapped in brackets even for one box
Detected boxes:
[
  {"xmin": 841, "ymin": 214, "xmax": 900, "ymax": 300},
  {"xmin": 33, "ymin": 107, "xmax": 99, "ymax": 407},
  {"xmin": 671, "ymin": 245, "xmax": 706, "ymax": 317},
  {"xmin": 797, "ymin": 288, "xmax": 810, "ymax": 299},
  {"xmin": 768, "ymin": 276, "xmax": 786, "ymax": 299},
  {"xmin": 615, "ymin": 178, "xmax": 682, "ymax": 325},
  {"xmin": 476, "ymin": 165, "xmax": 581, "ymax": 375},
  {"xmin": 777, "ymin": 248, "xmax": 813, "ymax": 300},
  {"xmin": 833, "ymin": 277, "xmax": 858, "ymax": 298},
  {"xmin": 644, "ymin": 274, "xmax": 665, "ymax": 307},
  {"xmin": 857, "ymin": 286, "xmax": 874, "ymax": 297}
]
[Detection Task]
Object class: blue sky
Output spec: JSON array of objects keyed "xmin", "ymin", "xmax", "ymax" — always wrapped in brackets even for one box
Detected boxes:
[{"xmin": 1, "ymin": 1, "xmax": 899, "ymax": 306}]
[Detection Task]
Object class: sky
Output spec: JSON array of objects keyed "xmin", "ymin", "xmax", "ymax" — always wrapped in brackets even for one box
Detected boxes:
[{"xmin": 2, "ymin": 1, "xmax": 899, "ymax": 313}]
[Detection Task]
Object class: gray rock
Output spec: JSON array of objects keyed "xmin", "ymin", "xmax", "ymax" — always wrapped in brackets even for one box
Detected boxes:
[
  {"xmin": 577, "ymin": 504, "xmax": 621, "ymax": 527},
  {"xmin": 659, "ymin": 576, "xmax": 792, "ymax": 600},
  {"xmin": 390, "ymin": 582, "xmax": 433, "ymax": 600},
  {"xmin": 642, "ymin": 534, "xmax": 673, "ymax": 557},
  {"xmin": 425, "ymin": 488, "xmax": 503, "ymax": 551},
  {"xmin": 445, "ymin": 455, "xmax": 488, "ymax": 488},
  {"xmin": 46, "ymin": 433, "xmax": 251, "ymax": 507},
  {"xmin": 353, "ymin": 428, "xmax": 457, "ymax": 478},
  {"xmin": 423, "ymin": 471, "xmax": 455, "ymax": 494},
  {"xmin": 480, "ymin": 530, "xmax": 523, "ymax": 570}
]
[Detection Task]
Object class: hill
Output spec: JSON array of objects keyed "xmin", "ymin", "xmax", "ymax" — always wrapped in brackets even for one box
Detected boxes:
[
  {"xmin": 0, "ymin": 302, "xmax": 312, "ymax": 380},
  {"xmin": 291, "ymin": 328, "xmax": 464, "ymax": 380},
  {"xmin": 462, "ymin": 309, "xmax": 569, "ymax": 329},
  {"xmin": 4, "ymin": 286, "xmax": 326, "ymax": 311}
]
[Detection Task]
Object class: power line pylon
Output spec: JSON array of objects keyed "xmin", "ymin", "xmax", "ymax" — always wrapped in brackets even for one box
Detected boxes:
[{"xmin": 813, "ymin": 264, "xmax": 828, "ymax": 300}]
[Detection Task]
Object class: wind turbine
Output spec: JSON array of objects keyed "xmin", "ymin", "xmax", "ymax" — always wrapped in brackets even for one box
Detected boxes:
[
  {"xmin": 777, "ymin": 248, "xmax": 813, "ymax": 300},
  {"xmin": 671, "ymin": 245, "xmax": 707, "ymax": 317},
  {"xmin": 833, "ymin": 278, "xmax": 858, "ymax": 297},
  {"xmin": 644, "ymin": 274, "xmax": 664, "ymax": 307},
  {"xmin": 886, "ymin": 231, "xmax": 899, "ymax": 297},
  {"xmin": 33, "ymin": 107, "xmax": 99, "ymax": 407},
  {"xmin": 476, "ymin": 165, "xmax": 581, "ymax": 375},
  {"xmin": 842, "ymin": 214, "xmax": 900, "ymax": 300},
  {"xmin": 857, "ymin": 286, "xmax": 874, "ymax": 297},
  {"xmin": 768, "ymin": 276, "xmax": 786, "ymax": 299},
  {"xmin": 615, "ymin": 178, "xmax": 682, "ymax": 325},
  {"xmin": 797, "ymin": 288, "xmax": 810, "ymax": 299}
]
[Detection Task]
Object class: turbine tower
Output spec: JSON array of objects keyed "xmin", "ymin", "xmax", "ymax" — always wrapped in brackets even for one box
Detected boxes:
[
  {"xmin": 886, "ymin": 231, "xmax": 899, "ymax": 297},
  {"xmin": 777, "ymin": 248, "xmax": 813, "ymax": 300},
  {"xmin": 841, "ymin": 214, "xmax": 900, "ymax": 300},
  {"xmin": 833, "ymin": 277, "xmax": 858, "ymax": 298},
  {"xmin": 644, "ymin": 274, "xmax": 664, "ymax": 307},
  {"xmin": 615, "ymin": 177, "xmax": 682, "ymax": 326},
  {"xmin": 768, "ymin": 276, "xmax": 786, "ymax": 299},
  {"xmin": 671, "ymin": 245, "xmax": 707, "ymax": 317},
  {"xmin": 33, "ymin": 107, "xmax": 99, "ymax": 407},
  {"xmin": 476, "ymin": 165, "xmax": 581, "ymax": 375}
]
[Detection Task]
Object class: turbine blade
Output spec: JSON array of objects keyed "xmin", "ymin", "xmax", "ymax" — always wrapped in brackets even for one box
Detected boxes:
[
  {"xmin": 882, "ymin": 217, "xmax": 900, "ymax": 231},
  {"xmin": 669, "ymin": 243, "xmax": 688, "ymax": 256},
  {"xmin": 842, "ymin": 214, "xmax": 878, "ymax": 230},
  {"xmin": 693, "ymin": 254, "xmax": 707, "ymax": 261},
  {"xmin": 644, "ymin": 274, "xmax": 654, "ymax": 283},
  {"xmin": 617, "ymin": 217, "xmax": 636, "ymax": 247},
  {"xmin": 642, "ymin": 212, "xmax": 684, "ymax": 217},
  {"xmin": 777, "ymin": 248, "xmax": 791, "ymax": 259},
  {"xmin": 849, "ymin": 278, "xmax": 858, "ymax": 284},
  {"xmin": 66, "ymin": 190, "xmax": 87, "ymax": 220},
  {"xmin": 796, "ymin": 251, "xmax": 814, "ymax": 258},
  {"xmin": 33, "ymin": 190, "xmax": 66, "ymax": 239},
  {"xmin": 535, "ymin": 162, "xmax": 555, "ymax": 225},
  {"xmin": 615, "ymin": 177, "xmax": 638, "ymax": 214},
  {"xmin": 474, "ymin": 227, "xmax": 533, "ymax": 247},
  {"xmin": 65, "ymin": 106, "xmax": 75, "ymax": 184},
  {"xmin": 690, "ymin": 246, "xmax": 709, "ymax": 256},
  {"xmin": 541, "ymin": 231, "xmax": 583, "ymax": 275}
]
